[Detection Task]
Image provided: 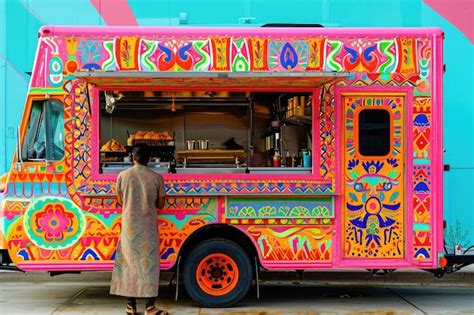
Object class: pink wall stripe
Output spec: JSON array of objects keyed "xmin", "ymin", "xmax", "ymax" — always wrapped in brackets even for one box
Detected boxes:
[
  {"xmin": 423, "ymin": 0, "xmax": 474, "ymax": 44},
  {"xmin": 89, "ymin": 0, "xmax": 138, "ymax": 26}
]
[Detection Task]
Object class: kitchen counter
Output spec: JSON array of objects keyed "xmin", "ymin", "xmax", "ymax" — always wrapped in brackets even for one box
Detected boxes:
[
  {"xmin": 175, "ymin": 165, "xmax": 246, "ymax": 174},
  {"xmin": 102, "ymin": 162, "xmax": 170, "ymax": 174}
]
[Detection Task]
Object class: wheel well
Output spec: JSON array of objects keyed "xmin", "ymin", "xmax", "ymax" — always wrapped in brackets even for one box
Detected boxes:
[{"xmin": 177, "ymin": 224, "xmax": 258, "ymax": 268}]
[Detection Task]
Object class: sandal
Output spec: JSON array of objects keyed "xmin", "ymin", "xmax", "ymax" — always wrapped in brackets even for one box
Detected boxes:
[
  {"xmin": 126, "ymin": 304, "xmax": 137, "ymax": 315},
  {"xmin": 145, "ymin": 305, "xmax": 169, "ymax": 315}
]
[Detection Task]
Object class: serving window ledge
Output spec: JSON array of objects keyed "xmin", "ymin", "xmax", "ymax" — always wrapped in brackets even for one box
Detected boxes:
[{"xmin": 248, "ymin": 167, "xmax": 312, "ymax": 174}]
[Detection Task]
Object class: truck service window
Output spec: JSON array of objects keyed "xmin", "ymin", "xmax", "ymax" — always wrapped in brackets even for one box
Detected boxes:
[
  {"xmin": 358, "ymin": 109, "xmax": 390, "ymax": 156},
  {"xmin": 99, "ymin": 90, "xmax": 313, "ymax": 175},
  {"xmin": 22, "ymin": 99, "xmax": 65, "ymax": 161}
]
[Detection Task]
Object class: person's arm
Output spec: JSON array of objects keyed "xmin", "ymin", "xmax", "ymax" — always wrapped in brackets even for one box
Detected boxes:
[
  {"xmin": 156, "ymin": 176, "xmax": 166, "ymax": 209},
  {"xmin": 116, "ymin": 174, "xmax": 123, "ymax": 207},
  {"xmin": 156, "ymin": 196, "xmax": 165, "ymax": 209}
]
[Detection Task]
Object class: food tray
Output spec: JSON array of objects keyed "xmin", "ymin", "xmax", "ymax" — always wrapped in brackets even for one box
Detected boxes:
[{"xmin": 128, "ymin": 139, "xmax": 175, "ymax": 146}]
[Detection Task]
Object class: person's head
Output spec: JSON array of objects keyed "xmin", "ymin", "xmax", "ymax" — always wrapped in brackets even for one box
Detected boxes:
[{"xmin": 132, "ymin": 143, "xmax": 151, "ymax": 165}]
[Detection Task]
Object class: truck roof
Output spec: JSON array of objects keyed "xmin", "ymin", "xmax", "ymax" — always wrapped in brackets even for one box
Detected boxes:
[{"xmin": 39, "ymin": 25, "xmax": 444, "ymax": 38}]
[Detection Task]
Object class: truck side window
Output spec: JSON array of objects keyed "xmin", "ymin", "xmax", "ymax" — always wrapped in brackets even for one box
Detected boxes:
[
  {"xmin": 358, "ymin": 109, "xmax": 390, "ymax": 156},
  {"xmin": 22, "ymin": 99, "xmax": 64, "ymax": 161}
]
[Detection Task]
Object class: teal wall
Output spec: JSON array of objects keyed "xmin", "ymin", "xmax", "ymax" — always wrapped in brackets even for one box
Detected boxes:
[{"xmin": 0, "ymin": 0, "xmax": 473, "ymax": 247}]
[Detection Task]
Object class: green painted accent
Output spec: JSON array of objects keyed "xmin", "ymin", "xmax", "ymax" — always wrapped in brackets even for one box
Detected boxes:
[
  {"xmin": 196, "ymin": 198, "xmax": 218, "ymax": 221},
  {"xmin": 389, "ymin": 192, "xmax": 399, "ymax": 202},
  {"xmin": 29, "ymin": 87, "xmax": 65, "ymax": 94},
  {"xmin": 326, "ymin": 40, "xmax": 343, "ymax": 71},
  {"xmin": 379, "ymin": 192, "xmax": 385, "ymax": 201},
  {"xmin": 193, "ymin": 40, "xmax": 210, "ymax": 71},
  {"xmin": 413, "ymin": 223, "xmax": 430, "ymax": 231},
  {"xmin": 140, "ymin": 39, "xmax": 158, "ymax": 71},
  {"xmin": 378, "ymin": 40, "xmax": 396, "ymax": 73},
  {"xmin": 387, "ymin": 170, "xmax": 399, "ymax": 179},
  {"xmin": 413, "ymin": 91, "xmax": 432, "ymax": 97},
  {"xmin": 227, "ymin": 197, "xmax": 334, "ymax": 219},
  {"xmin": 0, "ymin": 215, "xmax": 22, "ymax": 239},
  {"xmin": 414, "ymin": 158, "xmax": 431, "ymax": 165},
  {"xmin": 102, "ymin": 41, "xmax": 115, "ymax": 70},
  {"xmin": 349, "ymin": 192, "xmax": 358, "ymax": 202}
]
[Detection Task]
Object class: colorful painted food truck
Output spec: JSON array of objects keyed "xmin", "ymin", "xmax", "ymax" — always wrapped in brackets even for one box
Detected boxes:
[{"xmin": 0, "ymin": 26, "xmax": 447, "ymax": 306}]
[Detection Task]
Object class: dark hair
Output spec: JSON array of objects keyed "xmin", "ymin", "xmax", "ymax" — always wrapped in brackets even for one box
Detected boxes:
[{"xmin": 132, "ymin": 143, "xmax": 151, "ymax": 165}]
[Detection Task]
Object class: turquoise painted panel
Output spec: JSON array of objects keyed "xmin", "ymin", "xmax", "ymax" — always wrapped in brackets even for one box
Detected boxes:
[
  {"xmin": 129, "ymin": 0, "xmax": 171, "ymax": 26},
  {"xmin": 169, "ymin": 0, "xmax": 247, "ymax": 26},
  {"xmin": 26, "ymin": 0, "xmax": 105, "ymax": 25},
  {"xmin": 444, "ymin": 169, "xmax": 474, "ymax": 250}
]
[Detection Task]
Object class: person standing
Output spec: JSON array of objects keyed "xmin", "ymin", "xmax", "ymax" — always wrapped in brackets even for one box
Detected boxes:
[{"xmin": 110, "ymin": 144, "xmax": 168, "ymax": 315}]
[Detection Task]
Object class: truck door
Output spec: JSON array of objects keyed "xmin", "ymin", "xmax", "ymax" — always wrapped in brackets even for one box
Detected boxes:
[{"xmin": 341, "ymin": 92, "xmax": 406, "ymax": 260}]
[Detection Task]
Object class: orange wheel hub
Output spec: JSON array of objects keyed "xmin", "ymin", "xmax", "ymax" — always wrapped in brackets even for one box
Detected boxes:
[{"xmin": 196, "ymin": 253, "xmax": 239, "ymax": 296}]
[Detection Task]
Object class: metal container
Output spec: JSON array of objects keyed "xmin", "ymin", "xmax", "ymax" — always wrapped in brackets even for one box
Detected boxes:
[
  {"xmin": 186, "ymin": 140, "xmax": 196, "ymax": 150},
  {"xmin": 197, "ymin": 139, "xmax": 209, "ymax": 150}
]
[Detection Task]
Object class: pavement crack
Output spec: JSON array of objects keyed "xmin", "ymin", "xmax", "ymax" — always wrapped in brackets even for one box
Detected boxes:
[
  {"xmin": 50, "ymin": 286, "xmax": 89, "ymax": 314},
  {"xmin": 388, "ymin": 288, "xmax": 427, "ymax": 315}
]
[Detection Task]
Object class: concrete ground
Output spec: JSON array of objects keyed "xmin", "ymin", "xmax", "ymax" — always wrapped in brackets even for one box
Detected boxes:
[{"xmin": 1, "ymin": 270, "xmax": 474, "ymax": 314}]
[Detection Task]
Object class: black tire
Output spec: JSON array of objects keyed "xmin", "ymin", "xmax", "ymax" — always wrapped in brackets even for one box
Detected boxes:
[{"xmin": 183, "ymin": 238, "xmax": 252, "ymax": 307}]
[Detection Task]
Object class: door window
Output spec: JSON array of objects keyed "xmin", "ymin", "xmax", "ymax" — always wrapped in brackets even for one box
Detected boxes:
[
  {"xmin": 22, "ymin": 99, "xmax": 65, "ymax": 161},
  {"xmin": 358, "ymin": 109, "xmax": 390, "ymax": 156}
]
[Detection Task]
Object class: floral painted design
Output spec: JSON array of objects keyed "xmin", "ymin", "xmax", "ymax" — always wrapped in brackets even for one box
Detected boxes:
[
  {"xmin": 23, "ymin": 197, "xmax": 86, "ymax": 250},
  {"xmin": 113, "ymin": 36, "xmax": 140, "ymax": 70},
  {"xmin": 37, "ymin": 203, "xmax": 74, "ymax": 242}
]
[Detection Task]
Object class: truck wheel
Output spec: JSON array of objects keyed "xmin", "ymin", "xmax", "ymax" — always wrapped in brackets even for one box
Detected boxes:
[{"xmin": 183, "ymin": 238, "xmax": 252, "ymax": 307}]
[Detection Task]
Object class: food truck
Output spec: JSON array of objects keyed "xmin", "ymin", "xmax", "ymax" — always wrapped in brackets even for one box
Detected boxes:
[{"xmin": 0, "ymin": 25, "xmax": 454, "ymax": 306}]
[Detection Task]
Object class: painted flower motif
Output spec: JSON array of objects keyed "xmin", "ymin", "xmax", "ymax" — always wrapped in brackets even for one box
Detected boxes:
[
  {"xmin": 24, "ymin": 197, "xmax": 86, "ymax": 250},
  {"xmin": 37, "ymin": 203, "xmax": 74, "ymax": 242}
]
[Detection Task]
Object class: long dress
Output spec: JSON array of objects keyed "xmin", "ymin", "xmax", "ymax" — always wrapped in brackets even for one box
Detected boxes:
[{"xmin": 110, "ymin": 164, "xmax": 166, "ymax": 297}]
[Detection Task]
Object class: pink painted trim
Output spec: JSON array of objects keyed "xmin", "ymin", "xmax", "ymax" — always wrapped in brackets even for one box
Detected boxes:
[
  {"xmin": 39, "ymin": 26, "xmax": 444, "ymax": 39},
  {"xmin": 90, "ymin": 87, "xmax": 329, "ymax": 184},
  {"xmin": 312, "ymin": 87, "xmax": 320, "ymax": 174},
  {"xmin": 18, "ymin": 262, "xmax": 114, "ymax": 271},
  {"xmin": 261, "ymin": 262, "xmax": 333, "ymax": 269},
  {"xmin": 423, "ymin": 0, "xmax": 472, "ymax": 43},
  {"xmin": 89, "ymin": 0, "xmax": 138, "ymax": 26},
  {"xmin": 333, "ymin": 86, "xmax": 415, "ymax": 268},
  {"xmin": 91, "ymin": 88, "xmax": 101, "ymax": 179},
  {"xmin": 405, "ymin": 90, "xmax": 415, "ymax": 268},
  {"xmin": 94, "ymin": 86, "xmax": 320, "ymax": 93},
  {"xmin": 17, "ymin": 261, "xmax": 178, "ymax": 272},
  {"xmin": 431, "ymin": 34, "xmax": 445, "ymax": 268},
  {"xmin": 334, "ymin": 87, "xmax": 343, "ymax": 267}
]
